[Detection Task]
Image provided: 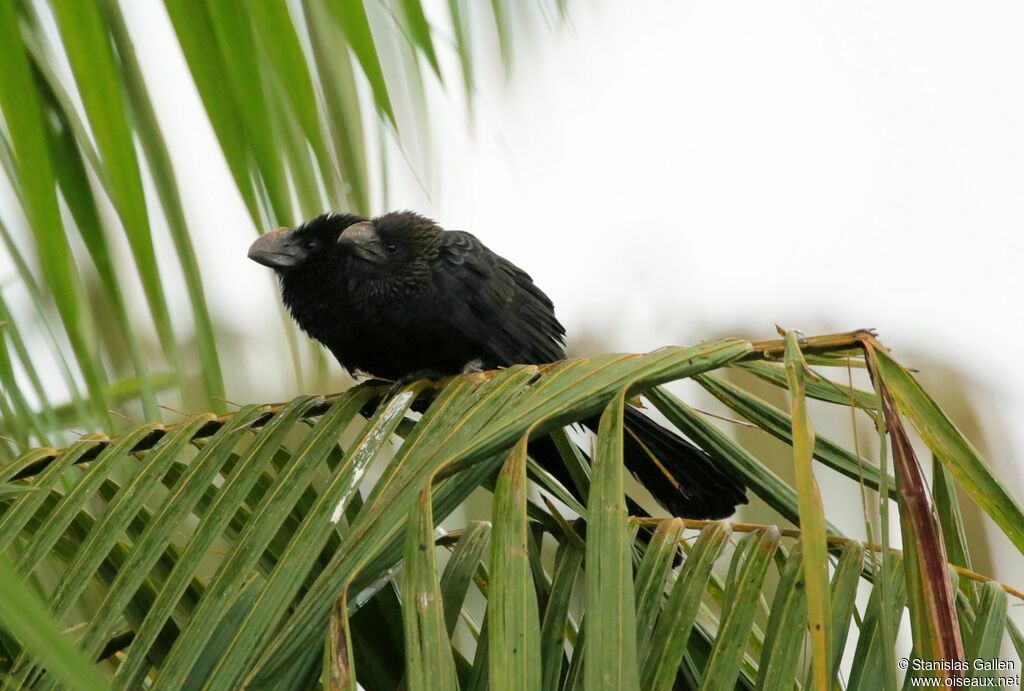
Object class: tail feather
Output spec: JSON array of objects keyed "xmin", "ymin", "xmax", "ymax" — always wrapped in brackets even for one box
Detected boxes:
[
  {"xmin": 613, "ymin": 406, "xmax": 747, "ymax": 520},
  {"xmin": 383, "ymin": 382, "xmax": 747, "ymax": 519},
  {"xmin": 527, "ymin": 406, "xmax": 747, "ymax": 520},
  {"xmin": 525, "ymin": 433, "xmax": 651, "ymax": 518}
]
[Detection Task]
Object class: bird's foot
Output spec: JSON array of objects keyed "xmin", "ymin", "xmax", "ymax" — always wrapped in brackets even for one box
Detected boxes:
[
  {"xmin": 460, "ymin": 358, "xmax": 484, "ymax": 374},
  {"xmin": 386, "ymin": 369, "xmax": 447, "ymax": 398},
  {"xmin": 385, "ymin": 361, "xmax": 486, "ymax": 398}
]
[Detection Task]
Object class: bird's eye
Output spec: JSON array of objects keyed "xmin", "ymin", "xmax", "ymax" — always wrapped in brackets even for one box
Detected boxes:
[
  {"xmin": 304, "ymin": 240, "xmax": 318, "ymax": 251},
  {"xmin": 385, "ymin": 242, "xmax": 399, "ymax": 254}
]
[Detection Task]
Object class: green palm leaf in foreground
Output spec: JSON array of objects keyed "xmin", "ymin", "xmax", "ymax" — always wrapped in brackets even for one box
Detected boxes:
[{"xmin": 1, "ymin": 330, "xmax": 1022, "ymax": 689}]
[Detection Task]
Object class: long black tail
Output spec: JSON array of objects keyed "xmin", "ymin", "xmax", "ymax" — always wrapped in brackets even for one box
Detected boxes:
[
  {"xmin": 365, "ymin": 380, "xmax": 747, "ymax": 519},
  {"xmin": 529, "ymin": 406, "xmax": 747, "ymax": 520},
  {"xmin": 615, "ymin": 406, "xmax": 746, "ymax": 519}
]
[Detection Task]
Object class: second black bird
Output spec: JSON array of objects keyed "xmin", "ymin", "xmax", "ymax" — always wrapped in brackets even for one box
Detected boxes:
[{"xmin": 248, "ymin": 211, "xmax": 747, "ymax": 519}]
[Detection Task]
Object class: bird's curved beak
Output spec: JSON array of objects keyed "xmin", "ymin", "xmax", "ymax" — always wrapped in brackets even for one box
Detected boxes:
[
  {"xmin": 248, "ymin": 227, "xmax": 303, "ymax": 269},
  {"xmin": 337, "ymin": 221, "xmax": 384, "ymax": 260}
]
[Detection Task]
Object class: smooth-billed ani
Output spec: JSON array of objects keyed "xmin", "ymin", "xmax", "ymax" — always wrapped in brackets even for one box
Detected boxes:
[{"xmin": 248, "ymin": 211, "xmax": 747, "ymax": 519}]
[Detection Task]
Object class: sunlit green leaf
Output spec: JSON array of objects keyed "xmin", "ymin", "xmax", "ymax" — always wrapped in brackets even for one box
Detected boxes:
[
  {"xmin": 489, "ymin": 435, "xmax": 541, "ymax": 689},
  {"xmin": 322, "ymin": 0, "xmax": 396, "ymax": 125},
  {"xmin": 585, "ymin": 390, "xmax": 640, "ymax": 691},
  {"xmin": 873, "ymin": 347, "xmax": 1024, "ymax": 555},
  {"xmin": 0, "ymin": 557, "xmax": 108, "ymax": 691},
  {"xmin": 50, "ymin": 0, "xmax": 176, "ymax": 364},
  {"xmin": 783, "ymin": 332, "xmax": 831, "ymax": 688}
]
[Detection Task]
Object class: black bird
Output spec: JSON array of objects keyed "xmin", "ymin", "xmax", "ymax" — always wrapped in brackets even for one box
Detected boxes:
[{"xmin": 248, "ymin": 211, "xmax": 747, "ymax": 519}]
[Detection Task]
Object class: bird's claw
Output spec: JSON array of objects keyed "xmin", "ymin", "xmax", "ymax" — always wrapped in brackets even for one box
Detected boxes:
[
  {"xmin": 386, "ymin": 377, "xmax": 414, "ymax": 399},
  {"xmin": 461, "ymin": 358, "xmax": 484, "ymax": 374},
  {"xmin": 385, "ymin": 369, "xmax": 444, "ymax": 398},
  {"xmin": 384, "ymin": 360, "xmax": 485, "ymax": 398}
]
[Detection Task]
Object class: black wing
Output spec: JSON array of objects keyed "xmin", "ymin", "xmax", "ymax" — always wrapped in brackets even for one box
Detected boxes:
[{"xmin": 433, "ymin": 230, "xmax": 566, "ymax": 367}]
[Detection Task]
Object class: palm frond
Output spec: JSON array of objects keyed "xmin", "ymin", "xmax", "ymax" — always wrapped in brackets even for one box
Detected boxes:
[{"xmin": 0, "ymin": 331, "xmax": 1020, "ymax": 688}]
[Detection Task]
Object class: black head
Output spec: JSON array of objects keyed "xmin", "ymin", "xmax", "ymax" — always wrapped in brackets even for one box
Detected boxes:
[
  {"xmin": 247, "ymin": 213, "xmax": 362, "ymax": 273},
  {"xmin": 247, "ymin": 211, "xmax": 443, "ymax": 282}
]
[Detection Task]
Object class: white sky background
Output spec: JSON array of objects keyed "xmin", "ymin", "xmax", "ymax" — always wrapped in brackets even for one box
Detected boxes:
[{"xmin": 119, "ymin": 0, "xmax": 1023, "ymax": 628}]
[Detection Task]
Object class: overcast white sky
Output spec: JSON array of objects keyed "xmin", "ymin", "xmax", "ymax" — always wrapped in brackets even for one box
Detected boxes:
[{"xmin": 118, "ymin": 0, "xmax": 1024, "ymax": 611}]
